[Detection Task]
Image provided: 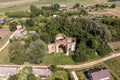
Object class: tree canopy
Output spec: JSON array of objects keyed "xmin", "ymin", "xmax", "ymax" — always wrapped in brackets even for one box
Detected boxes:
[
  {"xmin": 9, "ymin": 21, "xmax": 17, "ymax": 31},
  {"xmin": 9, "ymin": 41, "xmax": 25, "ymax": 64},
  {"xmin": 25, "ymin": 39, "xmax": 47, "ymax": 64}
]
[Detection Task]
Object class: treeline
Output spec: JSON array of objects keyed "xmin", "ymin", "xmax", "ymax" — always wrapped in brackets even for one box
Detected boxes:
[
  {"xmin": 100, "ymin": 17, "xmax": 120, "ymax": 41},
  {"xmin": 5, "ymin": 11, "xmax": 31, "ymax": 18}
]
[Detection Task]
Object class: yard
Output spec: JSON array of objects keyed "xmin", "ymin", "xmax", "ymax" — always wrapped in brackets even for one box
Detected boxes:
[
  {"xmin": 105, "ymin": 57, "xmax": 120, "ymax": 80},
  {"xmin": 0, "ymin": 49, "xmax": 75, "ymax": 65},
  {"xmin": 75, "ymin": 63, "xmax": 108, "ymax": 80},
  {"xmin": 0, "ymin": 45, "xmax": 11, "ymax": 64},
  {"xmin": 42, "ymin": 53, "xmax": 75, "ymax": 65}
]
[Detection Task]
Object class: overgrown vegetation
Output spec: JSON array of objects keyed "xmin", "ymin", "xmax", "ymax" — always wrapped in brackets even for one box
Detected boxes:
[
  {"xmin": 105, "ymin": 57, "xmax": 120, "ymax": 80},
  {"xmin": 8, "ymin": 41, "xmax": 25, "ymax": 64},
  {"xmin": 48, "ymin": 65, "xmax": 74, "ymax": 80},
  {"xmin": 8, "ymin": 67, "xmax": 42, "ymax": 80},
  {"xmin": 6, "ymin": 4, "xmax": 114, "ymax": 64}
]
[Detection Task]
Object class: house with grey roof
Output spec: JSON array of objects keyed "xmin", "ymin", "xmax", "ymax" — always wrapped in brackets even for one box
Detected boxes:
[
  {"xmin": 13, "ymin": 32, "xmax": 24, "ymax": 39},
  {"xmin": 33, "ymin": 68, "xmax": 52, "ymax": 80},
  {"xmin": 87, "ymin": 69, "xmax": 111, "ymax": 80}
]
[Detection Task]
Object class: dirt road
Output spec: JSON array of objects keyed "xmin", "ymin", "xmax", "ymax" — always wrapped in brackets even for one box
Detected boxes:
[
  {"xmin": 94, "ymin": 0, "xmax": 106, "ymax": 3},
  {"xmin": 0, "ymin": 26, "xmax": 20, "ymax": 52},
  {"xmin": 0, "ymin": 52, "xmax": 120, "ymax": 69},
  {"xmin": 0, "ymin": 0, "xmax": 39, "ymax": 9},
  {"xmin": 89, "ymin": 7, "xmax": 120, "ymax": 17}
]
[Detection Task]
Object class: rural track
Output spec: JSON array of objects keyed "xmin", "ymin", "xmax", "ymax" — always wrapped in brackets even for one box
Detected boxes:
[
  {"xmin": 0, "ymin": 47, "xmax": 120, "ymax": 69},
  {"xmin": 0, "ymin": 29, "xmax": 18, "ymax": 52}
]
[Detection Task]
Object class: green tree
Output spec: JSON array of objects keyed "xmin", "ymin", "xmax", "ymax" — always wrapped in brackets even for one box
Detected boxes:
[
  {"xmin": 27, "ymin": 73, "xmax": 36, "ymax": 80},
  {"xmin": 97, "ymin": 42, "xmax": 111, "ymax": 56},
  {"xmin": 9, "ymin": 41, "xmax": 25, "ymax": 64},
  {"xmin": 17, "ymin": 67, "xmax": 32, "ymax": 80},
  {"xmin": 27, "ymin": 73, "xmax": 42, "ymax": 80},
  {"xmin": 8, "ymin": 75, "xmax": 18, "ymax": 80},
  {"xmin": 52, "ymin": 4, "xmax": 60, "ymax": 10},
  {"xmin": 25, "ymin": 39, "xmax": 47, "ymax": 64},
  {"xmin": 30, "ymin": 5, "xmax": 40, "ymax": 17},
  {"xmin": 72, "ymin": 3, "xmax": 80, "ymax": 8},
  {"xmin": 9, "ymin": 21, "xmax": 17, "ymax": 31},
  {"xmin": 25, "ymin": 18, "xmax": 35, "ymax": 27},
  {"xmin": 49, "ymin": 65, "xmax": 59, "ymax": 73},
  {"xmin": 30, "ymin": 5, "xmax": 38, "ymax": 12},
  {"xmin": 111, "ymin": 3, "xmax": 116, "ymax": 8}
]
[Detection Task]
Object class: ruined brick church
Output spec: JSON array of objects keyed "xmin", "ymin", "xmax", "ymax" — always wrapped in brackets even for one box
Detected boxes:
[{"xmin": 48, "ymin": 34, "xmax": 76, "ymax": 56}]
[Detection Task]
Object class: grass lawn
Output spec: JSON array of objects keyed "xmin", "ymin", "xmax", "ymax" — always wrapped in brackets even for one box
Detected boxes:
[
  {"xmin": 76, "ymin": 70, "xmax": 87, "ymax": 80},
  {"xmin": 35, "ymin": 0, "xmax": 96, "ymax": 5},
  {"xmin": 42, "ymin": 53, "xmax": 75, "ymax": 65},
  {"xmin": 0, "ymin": 45, "xmax": 11, "ymax": 64},
  {"xmin": 0, "ymin": 0, "xmax": 19, "ymax": 2},
  {"xmin": 105, "ymin": 57, "xmax": 120, "ymax": 80}
]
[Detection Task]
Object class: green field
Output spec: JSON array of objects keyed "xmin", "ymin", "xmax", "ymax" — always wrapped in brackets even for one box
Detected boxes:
[
  {"xmin": 35, "ymin": 0, "xmax": 96, "ymax": 5},
  {"xmin": 0, "ymin": 0, "xmax": 96, "ymax": 12},
  {"xmin": 42, "ymin": 53, "xmax": 75, "ymax": 65},
  {"xmin": 0, "ymin": 0, "xmax": 19, "ymax": 2},
  {"xmin": 0, "ymin": 0, "xmax": 120, "ymax": 12},
  {"xmin": 105, "ymin": 57, "xmax": 120, "ymax": 80}
]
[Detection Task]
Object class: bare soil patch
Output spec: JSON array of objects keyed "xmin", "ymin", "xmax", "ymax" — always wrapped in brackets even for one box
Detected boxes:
[
  {"xmin": 94, "ymin": 0, "xmax": 107, "ymax": 3},
  {"xmin": 0, "ymin": 29, "xmax": 10, "ymax": 38},
  {"xmin": 88, "ymin": 7, "xmax": 120, "ymax": 17},
  {"xmin": 108, "ymin": 41, "xmax": 120, "ymax": 49}
]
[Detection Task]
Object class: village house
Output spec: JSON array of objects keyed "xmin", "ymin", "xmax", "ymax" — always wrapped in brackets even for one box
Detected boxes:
[
  {"xmin": 32, "ymin": 68, "xmax": 52, "ymax": 80},
  {"xmin": 48, "ymin": 34, "xmax": 76, "ymax": 56},
  {"xmin": 87, "ymin": 69, "xmax": 111, "ymax": 80},
  {"xmin": 0, "ymin": 66, "xmax": 18, "ymax": 79},
  {"xmin": 13, "ymin": 25, "xmax": 37, "ymax": 39}
]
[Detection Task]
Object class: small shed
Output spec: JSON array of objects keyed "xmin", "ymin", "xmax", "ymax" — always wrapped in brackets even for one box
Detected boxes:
[
  {"xmin": 0, "ymin": 19, "xmax": 4, "ymax": 23},
  {"xmin": 33, "ymin": 68, "xmax": 52, "ymax": 79}
]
